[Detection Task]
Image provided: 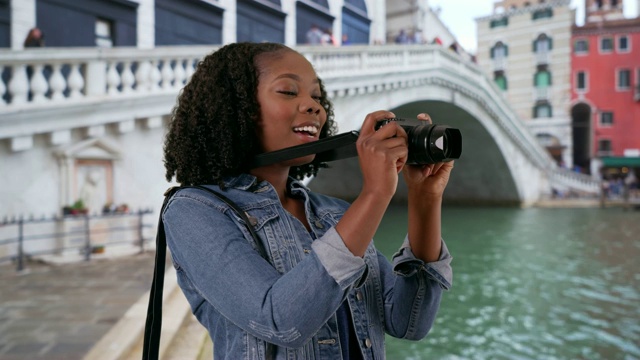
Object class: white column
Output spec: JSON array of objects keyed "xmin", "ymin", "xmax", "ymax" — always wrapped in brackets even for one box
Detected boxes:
[
  {"xmin": 220, "ymin": 0, "xmax": 236, "ymax": 44},
  {"xmin": 368, "ymin": 0, "xmax": 387, "ymax": 44},
  {"xmin": 10, "ymin": 0, "xmax": 36, "ymax": 50},
  {"xmin": 282, "ymin": 0, "xmax": 297, "ymax": 46},
  {"xmin": 136, "ymin": 0, "xmax": 155, "ymax": 49},
  {"xmin": 329, "ymin": 0, "xmax": 342, "ymax": 45}
]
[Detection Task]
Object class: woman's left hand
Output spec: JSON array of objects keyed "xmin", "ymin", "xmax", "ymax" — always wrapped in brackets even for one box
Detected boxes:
[{"xmin": 402, "ymin": 113, "xmax": 455, "ymax": 199}]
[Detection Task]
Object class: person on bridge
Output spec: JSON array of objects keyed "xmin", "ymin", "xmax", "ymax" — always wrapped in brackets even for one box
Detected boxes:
[{"xmin": 161, "ymin": 42, "xmax": 454, "ymax": 359}]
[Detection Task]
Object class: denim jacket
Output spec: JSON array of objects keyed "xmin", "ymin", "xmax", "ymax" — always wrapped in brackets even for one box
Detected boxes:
[{"xmin": 163, "ymin": 174, "xmax": 453, "ymax": 360}]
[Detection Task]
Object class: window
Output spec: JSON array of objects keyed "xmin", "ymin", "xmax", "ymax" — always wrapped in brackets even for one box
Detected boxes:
[
  {"xmin": 600, "ymin": 112, "xmax": 614, "ymax": 126},
  {"xmin": 95, "ymin": 19, "xmax": 113, "ymax": 48},
  {"xmin": 600, "ymin": 37, "xmax": 613, "ymax": 53},
  {"xmin": 534, "ymin": 102, "xmax": 552, "ymax": 118},
  {"xmin": 532, "ymin": 8, "xmax": 553, "ymax": 20},
  {"xmin": 574, "ymin": 39, "xmax": 588, "ymax": 54},
  {"xmin": 494, "ymin": 71, "xmax": 508, "ymax": 90},
  {"xmin": 535, "ymin": 69, "xmax": 552, "ymax": 87},
  {"xmin": 576, "ymin": 71, "xmax": 587, "ymax": 91},
  {"xmin": 617, "ymin": 69, "xmax": 631, "ymax": 89},
  {"xmin": 598, "ymin": 139, "xmax": 612, "ymax": 155},
  {"xmin": 490, "ymin": 17, "xmax": 508, "ymax": 28},
  {"xmin": 617, "ymin": 35, "xmax": 629, "ymax": 52},
  {"xmin": 491, "ymin": 42, "xmax": 508, "ymax": 59},
  {"xmin": 534, "ymin": 34, "xmax": 552, "ymax": 53}
]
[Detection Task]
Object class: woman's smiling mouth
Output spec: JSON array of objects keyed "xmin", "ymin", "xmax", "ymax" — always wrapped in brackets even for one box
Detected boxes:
[{"xmin": 293, "ymin": 125, "xmax": 319, "ymax": 137}]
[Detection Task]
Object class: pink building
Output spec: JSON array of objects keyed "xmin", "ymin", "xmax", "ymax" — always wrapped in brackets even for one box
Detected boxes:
[{"xmin": 571, "ymin": 0, "xmax": 640, "ymax": 176}]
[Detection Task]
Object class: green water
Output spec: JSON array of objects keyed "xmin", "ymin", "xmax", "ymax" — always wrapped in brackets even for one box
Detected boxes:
[{"xmin": 375, "ymin": 206, "xmax": 640, "ymax": 360}]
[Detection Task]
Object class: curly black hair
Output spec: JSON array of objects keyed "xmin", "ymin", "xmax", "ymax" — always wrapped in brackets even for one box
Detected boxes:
[{"xmin": 163, "ymin": 42, "xmax": 337, "ymax": 186}]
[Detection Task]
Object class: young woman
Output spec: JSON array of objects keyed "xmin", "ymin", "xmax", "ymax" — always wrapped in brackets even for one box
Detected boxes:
[{"xmin": 162, "ymin": 42, "xmax": 454, "ymax": 359}]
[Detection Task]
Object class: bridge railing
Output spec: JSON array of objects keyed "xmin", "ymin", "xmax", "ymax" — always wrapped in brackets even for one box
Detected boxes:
[
  {"xmin": 0, "ymin": 44, "xmax": 601, "ymax": 195},
  {"xmin": 550, "ymin": 168, "xmax": 600, "ymax": 194},
  {"xmin": 0, "ymin": 46, "xmax": 214, "ymax": 109}
]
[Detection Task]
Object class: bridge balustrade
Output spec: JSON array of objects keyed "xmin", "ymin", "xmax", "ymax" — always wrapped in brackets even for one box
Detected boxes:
[{"xmin": 0, "ymin": 44, "xmax": 601, "ymax": 199}]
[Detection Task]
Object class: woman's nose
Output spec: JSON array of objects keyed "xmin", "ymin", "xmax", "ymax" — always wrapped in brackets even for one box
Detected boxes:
[{"xmin": 301, "ymin": 98, "xmax": 321, "ymax": 115}]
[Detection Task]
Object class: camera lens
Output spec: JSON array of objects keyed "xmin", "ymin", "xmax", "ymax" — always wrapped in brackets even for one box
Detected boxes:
[
  {"xmin": 374, "ymin": 118, "xmax": 462, "ymax": 165},
  {"xmin": 402, "ymin": 122, "xmax": 462, "ymax": 165}
]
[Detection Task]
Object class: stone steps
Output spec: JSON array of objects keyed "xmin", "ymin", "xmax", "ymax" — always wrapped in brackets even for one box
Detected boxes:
[{"xmin": 83, "ymin": 269, "xmax": 210, "ymax": 360}]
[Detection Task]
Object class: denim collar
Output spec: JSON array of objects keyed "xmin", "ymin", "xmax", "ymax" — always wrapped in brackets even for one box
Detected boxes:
[{"xmin": 221, "ymin": 173, "xmax": 311, "ymax": 194}]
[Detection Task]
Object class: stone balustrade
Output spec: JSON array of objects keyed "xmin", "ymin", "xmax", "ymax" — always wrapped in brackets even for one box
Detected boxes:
[
  {"xmin": 0, "ymin": 44, "xmax": 600, "ymax": 196},
  {"xmin": 0, "ymin": 46, "xmax": 214, "ymax": 107}
]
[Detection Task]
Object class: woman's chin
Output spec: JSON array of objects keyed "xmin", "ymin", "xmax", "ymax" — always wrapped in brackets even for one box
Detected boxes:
[{"xmin": 285, "ymin": 154, "xmax": 316, "ymax": 167}]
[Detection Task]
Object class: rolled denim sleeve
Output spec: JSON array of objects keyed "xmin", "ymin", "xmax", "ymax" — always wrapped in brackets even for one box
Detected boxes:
[
  {"xmin": 311, "ymin": 227, "xmax": 368, "ymax": 290},
  {"xmin": 392, "ymin": 236, "xmax": 453, "ymax": 290}
]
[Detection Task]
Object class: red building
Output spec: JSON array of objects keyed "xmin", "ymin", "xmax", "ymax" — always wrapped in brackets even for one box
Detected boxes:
[{"xmin": 570, "ymin": 0, "xmax": 640, "ymax": 176}]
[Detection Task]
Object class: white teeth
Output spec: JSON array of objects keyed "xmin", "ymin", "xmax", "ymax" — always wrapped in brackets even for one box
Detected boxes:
[{"xmin": 293, "ymin": 126, "xmax": 318, "ymax": 135}]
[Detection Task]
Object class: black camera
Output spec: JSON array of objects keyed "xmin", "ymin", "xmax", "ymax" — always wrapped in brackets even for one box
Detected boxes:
[
  {"xmin": 375, "ymin": 118, "xmax": 462, "ymax": 165},
  {"xmin": 251, "ymin": 118, "xmax": 462, "ymax": 168}
]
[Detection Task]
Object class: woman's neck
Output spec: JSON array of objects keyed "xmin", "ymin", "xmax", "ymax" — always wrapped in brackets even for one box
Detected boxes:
[{"xmin": 250, "ymin": 165, "xmax": 290, "ymax": 202}]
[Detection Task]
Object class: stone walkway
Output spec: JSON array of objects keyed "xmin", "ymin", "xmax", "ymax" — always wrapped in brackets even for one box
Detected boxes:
[{"xmin": 0, "ymin": 252, "xmax": 158, "ymax": 360}]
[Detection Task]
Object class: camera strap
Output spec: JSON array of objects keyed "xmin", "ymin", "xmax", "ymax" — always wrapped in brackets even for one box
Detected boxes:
[
  {"xmin": 143, "ymin": 185, "xmax": 267, "ymax": 360},
  {"xmin": 251, "ymin": 131, "xmax": 360, "ymax": 168}
]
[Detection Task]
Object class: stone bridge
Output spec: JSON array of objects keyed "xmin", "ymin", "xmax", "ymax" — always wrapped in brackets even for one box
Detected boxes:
[{"xmin": 0, "ymin": 44, "xmax": 599, "ymax": 213}]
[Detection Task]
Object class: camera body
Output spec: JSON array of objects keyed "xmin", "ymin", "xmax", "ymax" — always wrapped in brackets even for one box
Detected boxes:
[{"xmin": 375, "ymin": 118, "xmax": 462, "ymax": 164}]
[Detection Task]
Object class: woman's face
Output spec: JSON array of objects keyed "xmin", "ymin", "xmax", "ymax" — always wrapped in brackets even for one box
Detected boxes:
[{"xmin": 255, "ymin": 51, "xmax": 327, "ymax": 165}]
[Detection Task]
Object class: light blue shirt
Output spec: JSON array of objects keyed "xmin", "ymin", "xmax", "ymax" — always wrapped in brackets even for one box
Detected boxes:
[{"xmin": 164, "ymin": 173, "xmax": 453, "ymax": 359}]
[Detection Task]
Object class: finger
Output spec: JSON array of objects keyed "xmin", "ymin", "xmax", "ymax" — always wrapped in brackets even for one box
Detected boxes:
[
  {"xmin": 417, "ymin": 113, "xmax": 432, "ymax": 124},
  {"xmin": 373, "ymin": 120, "xmax": 405, "ymax": 140},
  {"xmin": 360, "ymin": 110, "xmax": 396, "ymax": 136}
]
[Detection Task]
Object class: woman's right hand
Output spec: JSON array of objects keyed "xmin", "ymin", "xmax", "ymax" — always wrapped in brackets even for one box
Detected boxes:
[
  {"xmin": 337, "ymin": 110, "xmax": 409, "ymax": 257},
  {"xmin": 356, "ymin": 110, "xmax": 408, "ymax": 201}
]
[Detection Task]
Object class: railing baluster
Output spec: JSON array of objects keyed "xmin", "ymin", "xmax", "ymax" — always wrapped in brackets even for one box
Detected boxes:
[
  {"xmin": 49, "ymin": 63, "xmax": 66, "ymax": 101},
  {"xmin": 8, "ymin": 64, "xmax": 29, "ymax": 105},
  {"xmin": 67, "ymin": 63, "xmax": 84, "ymax": 99},
  {"xmin": 173, "ymin": 59, "xmax": 185, "ymax": 89},
  {"xmin": 0, "ymin": 65, "xmax": 6, "ymax": 106},
  {"xmin": 161, "ymin": 59, "xmax": 174, "ymax": 90},
  {"xmin": 106, "ymin": 61, "xmax": 120, "ymax": 95},
  {"xmin": 30, "ymin": 64, "xmax": 48, "ymax": 103},
  {"xmin": 17, "ymin": 216, "xmax": 24, "ymax": 271},
  {"xmin": 84, "ymin": 214, "xmax": 91, "ymax": 261},
  {"xmin": 121, "ymin": 61, "xmax": 135, "ymax": 93},
  {"xmin": 149, "ymin": 60, "xmax": 161, "ymax": 92},
  {"xmin": 184, "ymin": 58, "xmax": 195, "ymax": 83},
  {"xmin": 135, "ymin": 60, "xmax": 150, "ymax": 92},
  {"xmin": 138, "ymin": 209, "xmax": 144, "ymax": 254}
]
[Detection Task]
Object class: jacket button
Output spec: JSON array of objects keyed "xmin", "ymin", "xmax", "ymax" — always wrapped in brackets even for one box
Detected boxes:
[
  {"xmin": 247, "ymin": 214, "xmax": 258, "ymax": 226},
  {"xmin": 356, "ymin": 291, "xmax": 363, "ymax": 301},
  {"xmin": 314, "ymin": 220, "xmax": 324, "ymax": 228},
  {"xmin": 364, "ymin": 338, "xmax": 372, "ymax": 348}
]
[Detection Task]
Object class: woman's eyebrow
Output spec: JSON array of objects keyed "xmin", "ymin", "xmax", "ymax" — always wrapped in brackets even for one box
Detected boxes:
[{"xmin": 274, "ymin": 73, "xmax": 319, "ymax": 84}]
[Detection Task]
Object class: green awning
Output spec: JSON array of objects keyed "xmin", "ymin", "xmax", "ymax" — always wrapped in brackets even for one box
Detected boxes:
[{"xmin": 601, "ymin": 157, "xmax": 640, "ymax": 167}]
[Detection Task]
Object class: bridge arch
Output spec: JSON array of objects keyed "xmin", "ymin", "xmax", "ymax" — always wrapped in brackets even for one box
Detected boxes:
[{"xmin": 310, "ymin": 99, "xmax": 523, "ymax": 205}]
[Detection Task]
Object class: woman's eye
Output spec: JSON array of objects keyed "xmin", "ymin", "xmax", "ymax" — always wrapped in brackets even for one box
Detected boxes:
[
  {"xmin": 278, "ymin": 91, "xmax": 297, "ymax": 96},
  {"xmin": 312, "ymin": 95, "xmax": 322, "ymax": 102}
]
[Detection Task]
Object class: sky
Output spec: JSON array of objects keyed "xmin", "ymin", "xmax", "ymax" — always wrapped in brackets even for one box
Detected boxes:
[{"xmin": 428, "ymin": 0, "xmax": 640, "ymax": 53}]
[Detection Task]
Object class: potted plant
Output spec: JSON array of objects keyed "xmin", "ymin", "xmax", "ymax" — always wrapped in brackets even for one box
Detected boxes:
[{"xmin": 68, "ymin": 199, "xmax": 88, "ymax": 215}]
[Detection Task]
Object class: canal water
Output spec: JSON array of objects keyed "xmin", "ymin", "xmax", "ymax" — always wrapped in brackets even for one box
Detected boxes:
[{"xmin": 375, "ymin": 205, "xmax": 640, "ymax": 360}]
